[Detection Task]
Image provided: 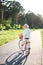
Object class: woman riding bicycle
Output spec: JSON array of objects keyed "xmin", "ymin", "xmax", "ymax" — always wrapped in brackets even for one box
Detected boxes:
[{"xmin": 19, "ymin": 24, "xmax": 31, "ymax": 55}]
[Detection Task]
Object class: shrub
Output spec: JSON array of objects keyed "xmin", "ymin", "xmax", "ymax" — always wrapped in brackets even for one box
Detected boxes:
[
  {"xmin": 0, "ymin": 24, "xmax": 6, "ymax": 30},
  {"xmin": 13, "ymin": 24, "xmax": 22, "ymax": 29}
]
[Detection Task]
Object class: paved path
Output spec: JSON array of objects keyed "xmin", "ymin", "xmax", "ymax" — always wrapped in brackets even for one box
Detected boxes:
[
  {"xmin": 0, "ymin": 39, "xmax": 19, "ymax": 64},
  {"xmin": 0, "ymin": 30, "xmax": 42, "ymax": 65},
  {"xmin": 25, "ymin": 30, "xmax": 42, "ymax": 65}
]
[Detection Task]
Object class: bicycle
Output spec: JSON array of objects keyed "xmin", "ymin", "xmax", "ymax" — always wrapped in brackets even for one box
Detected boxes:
[
  {"xmin": 18, "ymin": 39, "xmax": 31, "ymax": 56},
  {"xmin": 5, "ymin": 39, "xmax": 30, "ymax": 65}
]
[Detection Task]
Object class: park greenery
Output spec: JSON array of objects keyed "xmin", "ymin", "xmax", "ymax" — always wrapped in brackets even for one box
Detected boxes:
[
  {"xmin": 0, "ymin": 0, "xmax": 43, "ymax": 46},
  {"xmin": 0, "ymin": 0, "xmax": 43, "ymax": 30},
  {"xmin": 0, "ymin": 29, "xmax": 23, "ymax": 46},
  {"xmin": 41, "ymin": 29, "xmax": 43, "ymax": 47}
]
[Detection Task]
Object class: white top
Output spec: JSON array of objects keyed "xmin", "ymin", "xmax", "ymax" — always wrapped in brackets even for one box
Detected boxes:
[{"xmin": 23, "ymin": 28, "xmax": 31, "ymax": 39}]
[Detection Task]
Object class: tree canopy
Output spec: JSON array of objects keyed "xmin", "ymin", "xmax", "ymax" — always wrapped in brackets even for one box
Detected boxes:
[{"xmin": 0, "ymin": 0, "xmax": 43, "ymax": 30}]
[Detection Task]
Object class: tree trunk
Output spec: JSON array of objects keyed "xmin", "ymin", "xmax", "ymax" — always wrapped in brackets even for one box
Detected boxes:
[
  {"xmin": 15, "ymin": 13, "xmax": 19, "ymax": 24},
  {"xmin": 1, "ymin": 9, "xmax": 4, "ymax": 20},
  {"xmin": 32, "ymin": 18, "xmax": 33, "ymax": 27}
]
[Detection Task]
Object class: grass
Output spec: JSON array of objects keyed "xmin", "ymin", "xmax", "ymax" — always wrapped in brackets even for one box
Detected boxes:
[
  {"xmin": 0, "ymin": 29, "xmax": 35, "ymax": 46},
  {"xmin": 41, "ymin": 29, "xmax": 43, "ymax": 48},
  {"xmin": 0, "ymin": 29, "xmax": 23, "ymax": 46}
]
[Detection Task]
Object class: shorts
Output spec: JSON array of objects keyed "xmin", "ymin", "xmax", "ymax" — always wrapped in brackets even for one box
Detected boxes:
[{"xmin": 21, "ymin": 39, "xmax": 30, "ymax": 49}]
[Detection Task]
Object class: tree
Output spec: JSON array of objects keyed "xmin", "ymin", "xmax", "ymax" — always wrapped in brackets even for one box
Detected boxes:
[
  {"xmin": 9, "ymin": 1, "xmax": 24, "ymax": 27},
  {"xmin": 18, "ymin": 14, "xmax": 26, "ymax": 25},
  {"xmin": 0, "ymin": 0, "xmax": 7, "ymax": 20},
  {"xmin": 25, "ymin": 12, "xmax": 36, "ymax": 27},
  {"xmin": 25, "ymin": 11, "xmax": 43, "ymax": 28},
  {"xmin": 0, "ymin": 0, "xmax": 24, "ymax": 27}
]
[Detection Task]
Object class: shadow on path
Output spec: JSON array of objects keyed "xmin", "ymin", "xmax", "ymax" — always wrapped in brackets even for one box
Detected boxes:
[{"xmin": 5, "ymin": 51, "xmax": 29, "ymax": 65}]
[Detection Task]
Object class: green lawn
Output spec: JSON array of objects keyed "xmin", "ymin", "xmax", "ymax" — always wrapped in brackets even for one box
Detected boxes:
[
  {"xmin": 0, "ymin": 29, "xmax": 23, "ymax": 46},
  {"xmin": 0, "ymin": 29, "xmax": 35, "ymax": 46},
  {"xmin": 41, "ymin": 29, "xmax": 43, "ymax": 48}
]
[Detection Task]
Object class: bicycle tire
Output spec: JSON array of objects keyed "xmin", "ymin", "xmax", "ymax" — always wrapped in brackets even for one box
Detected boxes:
[{"xmin": 18, "ymin": 40, "xmax": 25, "ymax": 51}]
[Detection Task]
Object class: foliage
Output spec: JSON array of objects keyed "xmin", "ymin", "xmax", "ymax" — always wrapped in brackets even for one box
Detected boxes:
[
  {"xmin": 0, "ymin": 0, "xmax": 24, "ymax": 27},
  {"xmin": 18, "ymin": 14, "xmax": 27, "ymax": 25},
  {"xmin": 10, "ymin": 1, "xmax": 24, "ymax": 27},
  {"xmin": 0, "ymin": 19, "xmax": 11, "ymax": 30},
  {"xmin": 0, "ymin": 0, "xmax": 43, "ymax": 29},
  {"xmin": 13, "ymin": 24, "xmax": 22, "ymax": 29},
  {"xmin": 0, "ymin": 24, "xmax": 5, "ymax": 30},
  {"xmin": 41, "ymin": 29, "xmax": 43, "ymax": 47},
  {"xmin": 0, "ymin": 29, "xmax": 23, "ymax": 46},
  {"xmin": 17, "ymin": 12, "xmax": 43, "ymax": 28}
]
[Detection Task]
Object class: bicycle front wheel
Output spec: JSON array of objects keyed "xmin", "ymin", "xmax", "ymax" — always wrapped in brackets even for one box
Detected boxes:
[{"xmin": 19, "ymin": 40, "xmax": 25, "ymax": 51}]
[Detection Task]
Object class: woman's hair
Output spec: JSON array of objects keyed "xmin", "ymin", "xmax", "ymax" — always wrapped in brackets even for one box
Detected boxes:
[{"xmin": 23, "ymin": 24, "xmax": 29, "ymax": 28}]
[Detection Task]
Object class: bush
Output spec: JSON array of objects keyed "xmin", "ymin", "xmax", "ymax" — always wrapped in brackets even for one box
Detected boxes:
[
  {"xmin": 0, "ymin": 24, "xmax": 6, "ymax": 30},
  {"xmin": 5, "ymin": 24, "xmax": 11, "ymax": 30},
  {"xmin": 0, "ymin": 19, "xmax": 11, "ymax": 30},
  {"xmin": 13, "ymin": 24, "xmax": 23, "ymax": 29}
]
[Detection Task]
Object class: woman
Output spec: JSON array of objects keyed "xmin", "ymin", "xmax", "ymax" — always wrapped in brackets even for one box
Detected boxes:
[{"xmin": 19, "ymin": 24, "xmax": 31, "ymax": 55}]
